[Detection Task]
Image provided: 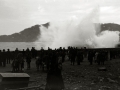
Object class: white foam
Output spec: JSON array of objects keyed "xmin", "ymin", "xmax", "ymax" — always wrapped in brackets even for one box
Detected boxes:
[{"xmin": 36, "ymin": 7, "xmax": 120, "ymax": 49}]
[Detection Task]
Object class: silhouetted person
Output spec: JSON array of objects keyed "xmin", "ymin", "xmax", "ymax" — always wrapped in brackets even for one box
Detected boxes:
[
  {"xmin": 36, "ymin": 56, "xmax": 42, "ymax": 71},
  {"xmin": 71, "ymin": 48, "xmax": 76, "ymax": 65},
  {"xmin": 11, "ymin": 59, "xmax": 20, "ymax": 72},
  {"xmin": 26, "ymin": 48, "xmax": 32, "ymax": 70},
  {"xmin": 98, "ymin": 51, "xmax": 106, "ymax": 65},
  {"xmin": 0, "ymin": 50, "xmax": 2, "ymax": 66},
  {"xmin": 58, "ymin": 52, "xmax": 63, "ymax": 69},
  {"xmin": 2, "ymin": 49, "xmax": 6, "ymax": 67},
  {"xmin": 61, "ymin": 50, "xmax": 65, "ymax": 63},
  {"xmin": 17, "ymin": 52, "xmax": 24, "ymax": 71},
  {"xmin": 42, "ymin": 52, "xmax": 49, "ymax": 71},
  {"xmin": 45, "ymin": 58, "xmax": 65, "ymax": 90},
  {"xmin": 94, "ymin": 52, "xmax": 98, "ymax": 63},
  {"xmin": 6, "ymin": 49, "xmax": 11, "ymax": 64},
  {"xmin": 15, "ymin": 48, "xmax": 19, "ymax": 57},
  {"xmin": 76, "ymin": 50, "xmax": 83, "ymax": 65},
  {"xmin": 97, "ymin": 51, "xmax": 103, "ymax": 65},
  {"xmin": 88, "ymin": 51, "xmax": 94, "ymax": 65},
  {"xmin": 22, "ymin": 49, "xmax": 25, "ymax": 59},
  {"xmin": 31, "ymin": 47, "xmax": 37, "ymax": 58}
]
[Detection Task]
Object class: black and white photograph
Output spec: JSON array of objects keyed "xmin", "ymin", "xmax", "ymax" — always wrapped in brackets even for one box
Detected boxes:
[{"xmin": 0, "ymin": 0, "xmax": 120, "ymax": 90}]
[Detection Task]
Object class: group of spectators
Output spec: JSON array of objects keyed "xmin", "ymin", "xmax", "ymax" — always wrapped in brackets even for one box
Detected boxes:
[
  {"xmin": 0, "ymin": 46, "xmax": 120, "ymax": 72},
  {"xmin": 0, "ymin": 46, "xmax": 120, "ymax": 90},
  {"xmin": 0, "ymin": 47, "xmax": 36, "ymax": 72}
]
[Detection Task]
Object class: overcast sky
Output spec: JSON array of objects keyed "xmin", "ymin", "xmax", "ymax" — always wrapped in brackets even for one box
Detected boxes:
[{"xmin": 0, "ymin": 0, "xmax": 120, "ymax": 35}]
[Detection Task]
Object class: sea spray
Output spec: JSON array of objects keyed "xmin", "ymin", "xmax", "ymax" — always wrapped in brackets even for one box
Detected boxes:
[
  {"xmin": 35, "ymin": 7, "xmax": 120, "ymax": 49},
  {"xmin": 95, "ymin": 30, "xmax": 120, "ymax": 48}
]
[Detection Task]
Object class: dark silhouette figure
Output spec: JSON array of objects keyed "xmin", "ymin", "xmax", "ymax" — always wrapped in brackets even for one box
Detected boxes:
[
  {"xmin": 22, "ymin": 49, "xmax": 25, "ymax": 59},
  {"xmin": 97, "ymin": 51, "xmax": 106, "ymax": 65},
  {"xmin": 31, "ymin": 47, "xmax": 37, "ymax": 58},
  {"xmin": 76, "ymin": 50, "xmax": 83, "ymax": 65},
  {"xmin": 88, "ymin": 51, "xmax": 94, "ymax": 65},
  {"xmin": 26, "ymin": 48, "xmax": 32, "ymax": 70},
  {"xmin": 17, "ymin": 52, "xmax": 24, "ymax": 71},
  {"xmin": 42, "ymin": 51, "xmax": 51, "ymax": 71},
  {"xmin": 6, "ymin": 49, "xmax": 11, "ymax": 64},
  {"xmin": 0, "ymin": 50, "xmax": 2, "ymax": 66},
  {"xmin": 36, "ymin": 56, "xmax": 42, "ymax": 71},
  {"xmin": 2, "ymin": 49, "xmax": 6, "ymax": 67},
  {"xmin": 45, "ymin": 59, "xmax": 65, "ymax": 90},
  {"xmin": 70, "ymin": 48, "xmax": 76, "ymax": 65},
  {"xmin": 11, "ymin": 59, "xmax": 19, "ymax": 72}
]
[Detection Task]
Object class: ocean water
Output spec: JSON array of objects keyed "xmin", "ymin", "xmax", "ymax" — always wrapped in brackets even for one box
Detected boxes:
[{"xmin": 0, "ymin": 42, "xmax": 42, "ymax": 51}]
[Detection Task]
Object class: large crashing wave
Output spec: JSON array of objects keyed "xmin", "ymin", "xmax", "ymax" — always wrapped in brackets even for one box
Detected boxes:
[{"xmin": 35, "ymin": 8, "xmax": 120, "ymax": 49}]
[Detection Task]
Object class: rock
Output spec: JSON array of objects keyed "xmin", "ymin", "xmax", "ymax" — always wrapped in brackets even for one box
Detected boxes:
[
  {"xmin": 108, "ymin": 73, "xmax": 112, "ymax": 76},
  {"xmin": 100, "ymin": 79, "xmax": 103, "ymax": 82},
  {"xmin": 73, "ymin": 87, "xmax": 78, "ymax": 90},
  {"xmin": 101, "ymin": 86, "xmax": 111, "ymax": 89},
  {"xmin": 100, "ymin": 77, "xmax": 104, "ymax": 82},
  {"xmin": 91, "ymin": 82, "xmax": 95, "ymax": 85},
  {"xmin": 107, "ymin": 78, "xmax": 117, "ymax": 83},
  {"xmin": 79, "ymin": 86, "xmax": 82, "ymax": 88},
  {"xmin": 98, "ymin": 67, "xmax": 107, "ymax": 71}
]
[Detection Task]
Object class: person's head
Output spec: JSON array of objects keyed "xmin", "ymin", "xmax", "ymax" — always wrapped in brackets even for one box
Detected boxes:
[
  {"xmin": 7, "ymin": 49, "xmax": 10, "ymax": 51},
  {"xmin": 26, "ymin": 48, "xmax": 30, "ymax": 51},
  {"xmin": 3, "ymin": 49, "xmax": 5, "ymax": 52}
]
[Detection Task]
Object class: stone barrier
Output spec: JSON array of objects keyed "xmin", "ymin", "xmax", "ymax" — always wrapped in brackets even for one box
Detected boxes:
[{"xmin": 0, "ymin": 73, "xmax": 30, "ymax": 90}]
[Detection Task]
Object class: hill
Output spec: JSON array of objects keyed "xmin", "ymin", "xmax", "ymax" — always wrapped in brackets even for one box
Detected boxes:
[
  {"xmin": 0, "ymin": 22, "xmax": 119, "ymax": 42},
  {"xmin": 101, "ymin": 23, "xmax": 120, "ymax": 32},
  {"xmin": 0, "ymin": 25, "xmax": 40, "ymax": 42}
]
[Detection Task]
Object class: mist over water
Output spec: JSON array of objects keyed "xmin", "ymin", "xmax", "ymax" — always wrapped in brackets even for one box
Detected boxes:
[{"xmin": 36, "ymin": 7, "xmax": 120, "ymax": 49}]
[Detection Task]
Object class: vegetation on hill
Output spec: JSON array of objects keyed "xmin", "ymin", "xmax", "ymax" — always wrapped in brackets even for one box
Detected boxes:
[
  {"xmin": 0, "ymin": 22, "xmax": 119, "ymax": 42},
  {"xmin": 0, "ymin": 25, "xmax": 40, "ymax": 42},
  {"xmin": 101, "ymin": 23, "xmax": 120, "ymax": 32}
]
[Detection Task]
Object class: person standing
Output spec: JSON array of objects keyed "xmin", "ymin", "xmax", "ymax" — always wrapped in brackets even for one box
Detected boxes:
[
  {"xmin": 6, "ymin": 49, "xmax": 11, "ymax": 64},
  {"xmin": 45, "ymin": 54, "xmax": 65, "ymax": 90},
  {"xmin": 76, "ymin": 50, "xmax": 82, "ymax": 65},
  {"xmin": 2, "ymin": 49, "xmax": 6, "ymax": 67},
  {"xmin": 88, "ymin": 51, "xmax": 94, "ymax": 65},
  {"xmin": 26, "ymin": 48, "xmax": 32, "ymax": 70},
  {"xmin": 17, "ymin": 52, "xmax": 24, "ymax": 71},
  {"xmin": 71, "ymin": 48, "xmax": 76, "ymax": 65},
  {"xmin": 0, "ymin": 50, "xmax": 2, "ymax": 66}
]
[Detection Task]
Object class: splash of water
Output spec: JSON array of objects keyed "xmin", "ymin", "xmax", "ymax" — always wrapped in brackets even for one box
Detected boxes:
[{"xmin": 35, "ymin": 7, "xmax": 120, "ymax": 49}]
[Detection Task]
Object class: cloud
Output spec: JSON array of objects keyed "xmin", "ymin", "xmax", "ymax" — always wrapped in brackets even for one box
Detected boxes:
[
  {"xmin": 0, "ymin": 0, "xmax": 120, "ymax": 35},
  {"xmin": 100, "ymin": 6, "xmax": 120, "ymax": 23},
  {"xmin": 100, "ymin": 6, "xmax": 119, "ymax": 13}
]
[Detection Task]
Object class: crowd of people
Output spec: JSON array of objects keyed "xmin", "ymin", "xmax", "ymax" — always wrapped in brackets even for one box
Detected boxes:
[
  {"xmin": 0, "ymin": 46, "xmax": 120, "ymax": 72},
  {"xmin": 0, "ymin": 46, "xmax": 120, "ymax": 90}
]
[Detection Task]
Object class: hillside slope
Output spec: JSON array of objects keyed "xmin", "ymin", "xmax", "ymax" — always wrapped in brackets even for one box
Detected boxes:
[{"xmin": 0, "ymin": 23, "xmax": 119, "ymax": 42}]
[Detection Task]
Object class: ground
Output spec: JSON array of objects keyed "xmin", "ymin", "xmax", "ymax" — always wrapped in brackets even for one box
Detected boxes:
[{"xmin": 0, "ymin": 57, "xmax": 120, "ymax": 90}]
